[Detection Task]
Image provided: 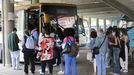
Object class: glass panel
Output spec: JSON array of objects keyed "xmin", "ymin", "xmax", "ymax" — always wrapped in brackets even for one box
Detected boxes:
[
  {"xmin": 106, "ymin": 19, "xmax": 112, "ymax": 28},
  {"xmin": 99, "ymin": 19, "xmax": 104, "ymax": 29},
  {"xmin": 91, "ymin": 18, "xmax": 97, "ymax": 29}
]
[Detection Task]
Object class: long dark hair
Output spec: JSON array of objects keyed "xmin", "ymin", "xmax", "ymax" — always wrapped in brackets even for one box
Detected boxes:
[
  {"xmin": 43, "ymin": 23, "xmax": 55, "ymax": 35},
  {"xmin": 55, "ymin": 27, "xmax": 64, "ymax": 41},
  {"xmin": 63, "ymin": 28, "xmax": 75, "ymax": 37},
  {"xmin": 114, "ymin": 28, "xmax": 120, "ymax": 37},
  {"xmin": 90, "ymin": 30, "xmax": 97, "ymax": 38}
]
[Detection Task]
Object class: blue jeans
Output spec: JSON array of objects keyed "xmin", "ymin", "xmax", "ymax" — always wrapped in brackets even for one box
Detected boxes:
[
  {"xmin": 113, "ymin": 47, "xmax": 120, "ymax": 74},
  {"xmin": 96, "ymin": 54, "xmax": 106, "ymax": 75},
  {"xmin": 64, "ymin": 54, "xmax": 78, "ymax": 75}
]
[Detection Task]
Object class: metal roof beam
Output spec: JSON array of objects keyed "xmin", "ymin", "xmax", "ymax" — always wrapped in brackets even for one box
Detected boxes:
[
  {"xmin": 77, "ymin": 2, "xmax": 109, "ymax": 9},
  {"xmin": 102, "ymin": 0, "xmax": 134, "ymax": 19}
]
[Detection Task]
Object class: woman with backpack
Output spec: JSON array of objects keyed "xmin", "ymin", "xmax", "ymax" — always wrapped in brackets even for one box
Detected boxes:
[
  {"xmin": 22, "ymin": 30, "xmax": 35, "ymax": 75},
  {"xmin": 62, "ymin": 28, "xmax": 78, "ymax": 75}
]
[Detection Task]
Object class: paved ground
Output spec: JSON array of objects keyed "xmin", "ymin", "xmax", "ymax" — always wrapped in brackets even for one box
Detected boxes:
[{"xmin": 0, "ymin": 49, "xmax": 134, "ymax": 75}]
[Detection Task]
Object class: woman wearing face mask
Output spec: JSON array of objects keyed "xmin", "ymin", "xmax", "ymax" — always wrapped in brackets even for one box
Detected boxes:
[
  {"xmin": 93, "ymin": 29, "xmax": 108, "ymax": 75},
  {"xmin": 109, "ymin": 28, "xmax": 121, "ymax": 75},
  {"xmin": 120, "ymin": 29, "xmax": 129, "ymax": 73}
]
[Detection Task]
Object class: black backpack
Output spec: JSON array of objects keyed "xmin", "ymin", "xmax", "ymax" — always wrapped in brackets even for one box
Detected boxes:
[
  {"xmin": 68, "ymin": 41, "xmax": 79, "ymax": 57},
  {"xmin": 62, "ymin": 38, "xmax": 79, "ymax": 57}
]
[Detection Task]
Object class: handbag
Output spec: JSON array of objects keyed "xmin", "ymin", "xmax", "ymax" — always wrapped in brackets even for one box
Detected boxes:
[
  {"xmin": 93, "ymin": 47, "xmax": 100, "ymax": 55},
  {"xmin": 93, "ymin": 35, "xmax": 106, "ymax": 55}
]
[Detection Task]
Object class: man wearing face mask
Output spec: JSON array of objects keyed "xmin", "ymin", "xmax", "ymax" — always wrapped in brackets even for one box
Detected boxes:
[{"xmin": 93, "ymin": 28, "xmax": 108, "ymax": 75}]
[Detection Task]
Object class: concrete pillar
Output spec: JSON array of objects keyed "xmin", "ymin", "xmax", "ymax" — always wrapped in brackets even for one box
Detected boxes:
[
  {"xmin": 31, "ymin": 0, "xmax": 39, "ymax": 3},
  {"xmin": 88, "ymin": 17, "xmax": 91, "ymax": 38},
  {"xmin": 96, "ymin": 18, "xmax": 99, "ymax": 31},
  {"xmin": 3, "ymin": 0, "xmax": 15, "ymax": 66},
  {"xmin": 104, "ymin": 19, "xmax": 106, "ymax": 32},
  {"xmin": 1, "ymin": 0, "xmax": 5, "ymax": 65}
]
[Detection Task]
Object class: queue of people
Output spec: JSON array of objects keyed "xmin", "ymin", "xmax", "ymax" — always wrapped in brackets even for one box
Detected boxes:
[
  {"xmin": 7, "ymin": 23, "xmax": 79, "ymax": 75},
  {"xmin": 88, "ymin": 27, "xmax": 129, "ymax": 75},
  {"xmin": 7, "ymin": 24, "xmax": 130, "ymax": 75}
]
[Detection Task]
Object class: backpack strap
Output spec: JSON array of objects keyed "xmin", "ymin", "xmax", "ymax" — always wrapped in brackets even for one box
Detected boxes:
[
  {"xmin": 25, "ymin": 34, "xmax": 35, "ymax": 40},
  {"xmin": 24, "ymin": 34, "xmax": 29, "ymax": 44},
  {"xmin": 67, "ymin": 37, "xmax": 75, "ymax": 45},
  {"xmin": 24, "ymin": 34, "xmax": 29, "ymax": 37}
]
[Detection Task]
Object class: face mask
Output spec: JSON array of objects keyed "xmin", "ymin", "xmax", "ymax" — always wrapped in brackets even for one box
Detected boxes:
[
  {"xmin": 112, "ymin": 32, "xmax": 115, "ymax": 36},
  {"xmin": 120, "ymin": 32, "xmax": 122, "ymax": 36}
]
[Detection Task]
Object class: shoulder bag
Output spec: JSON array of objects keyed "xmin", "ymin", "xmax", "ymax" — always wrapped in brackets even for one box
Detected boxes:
[{"xmin": 93, "ymin": 35, "xmax": 106, "ymax": 55}]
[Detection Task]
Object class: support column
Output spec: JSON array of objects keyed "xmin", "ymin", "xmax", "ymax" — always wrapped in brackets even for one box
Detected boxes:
[
  {"xmin": 104, "ymin": 19, "xmax": 106, "ymax": 32},
  {"xmin": 31, "ymin": 0, "xmax": 39, "ymax": 3},
  {"xmin": 88, "ymin": 17, "xmax": 91, "ymax": 39},
  {"xmin": 3, "ymin": 0, "xmax": 15, "ymax": 66},
  {"xmin": 96, "ymin": 18, "xmax": 99, "ymax": 31}
]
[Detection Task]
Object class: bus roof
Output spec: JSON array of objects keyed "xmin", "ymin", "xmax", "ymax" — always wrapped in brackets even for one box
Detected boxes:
[{"xmin": 15, "ymin": 3, "xmax": 76, "ymax": 10}]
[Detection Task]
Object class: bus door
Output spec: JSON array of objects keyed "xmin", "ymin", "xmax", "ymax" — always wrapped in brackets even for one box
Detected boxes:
[
  {"xmin": 24, "ymin": 7, "xmax": 40, "ymax": 30},
  {"xmin": 39, "ymin": 5, "xmax": 78, "ymax": 41}
]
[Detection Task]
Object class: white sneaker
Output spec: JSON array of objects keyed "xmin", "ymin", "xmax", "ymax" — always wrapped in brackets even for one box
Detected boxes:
[
  {"xmin": 57, "ymin": 70, "xmax": 64, "ymax": 75},
  {"xmin": 123, "ymin": 69, "xmax": 128, "ymax": 73},
  {"xmin": 53, "ymin": 64, "xmax": 57, "ymax": 66},
  {"xmin": 40, "ymin": 72, "xmax": 45, "ymax": 75},
  {"xmin": 45, "ymin": 67, "xmax": 49, "ymax": 72}
]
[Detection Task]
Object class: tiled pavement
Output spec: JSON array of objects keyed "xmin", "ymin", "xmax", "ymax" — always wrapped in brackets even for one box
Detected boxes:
[{"xmin": 0, "ymin": 49, "xmax": 134, "ymax": 75}]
